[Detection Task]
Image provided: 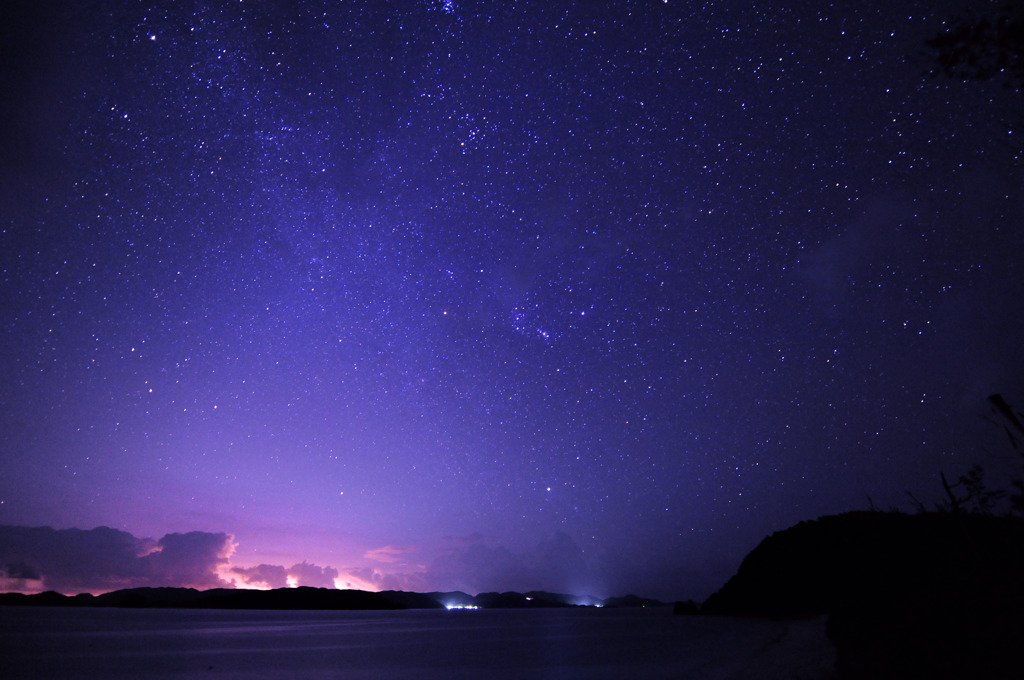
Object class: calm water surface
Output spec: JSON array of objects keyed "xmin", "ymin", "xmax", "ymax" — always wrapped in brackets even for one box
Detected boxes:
[{"xmin": 0, "ymin": 606, "xmax": 835, "ymax": 679}]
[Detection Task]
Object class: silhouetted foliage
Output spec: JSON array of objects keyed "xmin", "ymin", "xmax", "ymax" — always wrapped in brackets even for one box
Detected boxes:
[
  {"xmin": 929, "ymin": 394, "xmax": 1024, "ymax": 517},
  {"xmin": 924, "ymin": 6, "xmax": 1024, "ymax": 163},
  {"xmin": 926, "ymin": 4, "xmax": 1024, "ymax": 90},
  {"xmin": 939, "ymin": 465, "xmax": 1006, "ymax": 514},
  {"xmin": 987, "ymin": 393, "xmax": 1024, "ymax": 515},
  {"xmin": 988, "ymin": 392, "xmax": 1024, "ymax": 446}
]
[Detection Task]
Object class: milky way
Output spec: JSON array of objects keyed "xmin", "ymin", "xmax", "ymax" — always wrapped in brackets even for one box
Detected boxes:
[{"xmin": 2, "ymin": 0, "xmax": 1023, "ymax": 600}]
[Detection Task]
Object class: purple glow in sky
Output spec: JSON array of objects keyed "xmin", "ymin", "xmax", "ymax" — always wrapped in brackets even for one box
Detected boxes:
[{"xmin": 2, "ymin": 0, "xmax": 1023, "ymax": 601}]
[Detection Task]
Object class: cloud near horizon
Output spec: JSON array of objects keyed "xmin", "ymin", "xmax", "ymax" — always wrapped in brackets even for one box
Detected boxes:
[
  {"xmin": 0, "ymin": 525, "xmax": 235, "ymax": 594},
  {"xmin": 363, "ymin": 544, "xmax": 419, "ymax": 564},
  {"xmin": 0, "ymin": 525, "xmax": 412, "ymax": 596},
  {"xmin": 228, "ymin": 563, "xmax": 288, "ymax": 589},
  {"xmin": 0, "ymin": 524, "xmax": 682, "ymax": 599},
  {"xmin": 229, "ymin": 561, "xmax": 340, "ymax": 589}
]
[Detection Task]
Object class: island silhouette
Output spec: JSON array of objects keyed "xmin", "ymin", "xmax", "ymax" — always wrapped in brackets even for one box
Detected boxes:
[{"xmin": 0, "ymin": 586, "xmax": 662, "ymax": 611}]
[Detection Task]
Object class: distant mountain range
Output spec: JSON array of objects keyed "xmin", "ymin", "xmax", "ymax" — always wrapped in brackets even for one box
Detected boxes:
[{"xmin": 0, "ymin": 586, "xmax": 665, "ymax": 610}]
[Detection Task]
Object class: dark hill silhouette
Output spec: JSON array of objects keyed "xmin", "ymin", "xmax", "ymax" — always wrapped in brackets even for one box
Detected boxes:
[
  {"xmin": 702, "ymin": 511, "xmax": 1024, "ymax": 617},
  {"xmin": 602, "ymin": 593, "xmax": 663, "ymax": 608},
  {"xmin": 475, "ymin": 591, "xmax": 569, "ymax": 608},
  {"xmin": 702, "ymin": 511, "xmax": 1024, "ymax": 679},
  {"xmin": 199, "ymin": 587, "xmax": 400, "ymax": 610},
  {"xmin": 377, "ymin": 590, "xmax": 446, "ymax": 609}
]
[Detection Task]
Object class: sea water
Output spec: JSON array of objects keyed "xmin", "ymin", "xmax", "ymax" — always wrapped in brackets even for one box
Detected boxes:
[{"xmin": 0, "ymin": 606, "xmax": 835, "ymax": 679}]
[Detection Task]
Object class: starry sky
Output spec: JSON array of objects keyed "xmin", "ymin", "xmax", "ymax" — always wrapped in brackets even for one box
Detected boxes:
[{"xmin": 2, "ymin": 0, "xmax": 1023, "ymax": 602}]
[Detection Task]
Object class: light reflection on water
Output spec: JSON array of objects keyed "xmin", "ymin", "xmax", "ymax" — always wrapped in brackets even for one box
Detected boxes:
[{"xmin": 0, "ymin": 606, "xmax": 835, "ymax": 679}]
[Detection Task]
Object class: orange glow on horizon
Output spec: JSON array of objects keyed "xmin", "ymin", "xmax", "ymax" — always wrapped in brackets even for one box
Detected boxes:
[{"xmin": 333, "ymin": 572, "xmax": 380, "ymax": 592}]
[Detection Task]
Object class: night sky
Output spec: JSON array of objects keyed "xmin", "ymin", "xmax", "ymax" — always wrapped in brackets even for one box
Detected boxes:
[{"xmin": 2, "ymin": 0, "xmax": 1023, "ymax": 602}]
